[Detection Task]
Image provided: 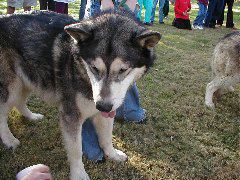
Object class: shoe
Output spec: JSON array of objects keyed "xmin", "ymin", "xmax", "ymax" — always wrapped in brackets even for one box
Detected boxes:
[
  {"xmin": 164, "ymin": 16, "xmax": 169, "ymax": 20},
  {"xmin": 198, "ymin": 26, "xmax": 203, "ymax": 30},
  {"xmin": 192, "ymin": 25, "xmax": 199, "ymax": 29},
  {"xmin": 226, "ymin": 26, "xmax": 237, "ymax": 30},
  {"xmin": 159, "ymin": 22, "xmax": 164, "ymax": 24},
  {"xmin": 144, "ymin": 22, "xmax": 153, "ymax": 26}
]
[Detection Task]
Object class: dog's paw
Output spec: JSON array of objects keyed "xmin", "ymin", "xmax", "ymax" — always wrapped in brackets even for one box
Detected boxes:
[
  {"xmin": 3, "ymin": 136, "xmax": 20, "ymax": 149},
  {"xmin": 105, "ymin": 149, "xmax": 128, "ymax": 162},
  {"xmin": 205, "ymin": 101, "xmax": 215, "ymax": 109},
  {"xmin": 28, "ymin": 113, "xmax": 44, "ymax": 121},
  {"xmin": 70, "ymin": 170, "xmax": 90, "ymax": 180}
]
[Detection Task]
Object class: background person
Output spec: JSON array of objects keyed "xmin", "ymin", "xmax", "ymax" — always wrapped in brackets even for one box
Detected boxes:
[
  {"xmin": 151, "ymin": 0, "xmax": 166, "ymax": 24},
  {"xmin": 163, "ymin": 0, "xmax": 169, "ymax": 19},
  {"xmin": 192, "ymin": 0, "xmax": 208, "ymax": 29},
  {"xmin": 39, "ymin": 0, "xmax": 55, "ymax": 11},
  {"xmin": 217, "ymin": 0, "xmax": 235, "ymax": 29},
  {"xmin": 7, "ymin": 0, "xmax": 37, "ymax": 14},
  {"xmin": 54, "ymin": 0, "xmax": 75, "ymax": 14},
  {"xmin": 172, "ymin": 0, "xmax": 191, "ymax": 30},
  {"xmin": 137, "ymin": 0, "xmax": 154, "ymax": 25},
  {"xmin": 204, "ymin": 0, "xmax": 224, "ymax": 28}
]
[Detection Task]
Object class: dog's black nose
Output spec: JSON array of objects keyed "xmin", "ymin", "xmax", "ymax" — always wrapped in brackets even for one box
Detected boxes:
[{"xmin": 96, "ymin": 101, "xmax": 113, "ymax": 112}]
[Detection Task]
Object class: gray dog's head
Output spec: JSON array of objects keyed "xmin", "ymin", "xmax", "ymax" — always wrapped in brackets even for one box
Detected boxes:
[{"xmin": 65, "ymin": 11, "xmax": 161, "ymax": 117}]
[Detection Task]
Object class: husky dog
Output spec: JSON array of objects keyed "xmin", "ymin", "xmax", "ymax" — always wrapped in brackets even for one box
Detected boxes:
[
  {"xmin": 0, "ymin": 11, "xmax": 161, "ymax": 179},
  {"xmin": 205, "ymin": 32, "xmax": 240, "ymax": 108}
]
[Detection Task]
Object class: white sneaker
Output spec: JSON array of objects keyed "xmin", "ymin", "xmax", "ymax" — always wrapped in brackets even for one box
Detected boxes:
[
  {"xmin": 192, "ymin": 25, "xmax": 199, "ymax": 29},
  {"xmin": 198, "ymin": 26, "xmax": 204, "ymax": 30}
]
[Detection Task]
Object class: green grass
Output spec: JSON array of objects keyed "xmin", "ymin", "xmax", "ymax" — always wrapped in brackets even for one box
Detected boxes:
[{"xmin": 0, "ymin": 0, "xmax": 240, "ymax": 179}]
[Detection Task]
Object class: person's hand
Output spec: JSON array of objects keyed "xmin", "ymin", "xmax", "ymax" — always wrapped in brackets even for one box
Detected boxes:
[
  {"xmin": 17, "ymin": 164, "xmax": 52, "ymax": 180},
  {"xmin": 183, "ymin": 11, "xmax": 187, "ymax": 16},
  {"xmin": 101, "ymin": 0, "xmax": 114, "ymax": 10}
]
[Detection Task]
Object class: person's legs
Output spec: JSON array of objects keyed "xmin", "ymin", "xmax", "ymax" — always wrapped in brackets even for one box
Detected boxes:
[
  {"xmin": 217, "ymin": 0, "xmax": 226, "ymax": 25},
  {"xmin": 163, "ymin": 0, "xmax": 169, "ymax": 17},
  {"xmin": 79, "ymin": 0, "xmax": 87, "ymax": 20},
  {"xmin": 137, "ymin": 0, "xmax": 144, "ymax": 21},
  {"xmin": 151, "ymin": 0, "xmax": 158, "ymax": 23},
  {"xmin": 64, "ymin": 3, "xmax": 68, "ymax": 14},
  {"xmin": 90, "ymin": 0, "xmax": 101, "ymax": 16},
  {"xmin": 39, "ymin": 0, "xmax": 47, "ymax": 10},
  {"xmin": 7, "ymin": 6, "xmax": 15, "ymax": 14},
  {"xmin": 226, "ymin": 0, "xmax": 234, "ymax": 28},
  {"xmin": 23, "ymin": 0, "xmax": 37, "ymax": 11},
  {"xmin": 7, "ymin": 0, "xmax": 22, "ymax": 14},
  {"xmin": 115, "ymin": 83, "xmax": 146, "ymax": 123},
  {"xmin": 23, "ymin": 6, "xmax": 31, "ymax": 11},
  {"xmin": 82, "ymin": 118, "xmax": 104, "ymax": 161},
  {"xmin": 204, "ymin": 0, "xmax": 217, "ymax": 27},
  {"xmin": 55, "ymin": 2, "xmax": 67, "ymax": 14},
  {"xmin": 48, "ymin": 0, "xmax": 55, "ymax": 11},
  {"xmin": 158, "ymin": 0, "xmax": 165, "ymax": 23},
  {"xmin": 211, "ymin": 0, "xmax": 224, "ymax": 27},
  {"xmin": 144, "ymin": 0, "xmax": 153, "ymax": 23},
  {"xmin": 193, "ymin": 3, "xmax": 205, "ymax": 26}
]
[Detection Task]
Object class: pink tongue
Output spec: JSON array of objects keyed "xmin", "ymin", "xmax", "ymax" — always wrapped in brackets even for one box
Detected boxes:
[{"xmin": 101, "ymin": 110, "xmax": 116, "ymax": 118}]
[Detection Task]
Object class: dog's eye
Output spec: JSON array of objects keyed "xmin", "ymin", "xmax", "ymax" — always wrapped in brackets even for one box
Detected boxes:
[
  {"xmin": 119, "ymin": 68, "xmax": 127, "ymax": 74},
  {"xmin": 90, "ymin": 66, "xmax": 99, "ymax": 75}
]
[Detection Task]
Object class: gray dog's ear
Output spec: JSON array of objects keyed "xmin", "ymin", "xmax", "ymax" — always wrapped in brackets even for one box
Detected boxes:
[
  {"xmin": 64, "ymin": 23, "xmax": 92, "ymax": 42},
  {"xmin": 136, "ymin": 30, "xmax": 161, "ymax": 49}
]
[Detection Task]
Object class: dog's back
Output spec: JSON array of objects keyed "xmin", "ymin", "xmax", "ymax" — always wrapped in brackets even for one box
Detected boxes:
[
  {"xmin": 0, "ymin": 11, "xmax": 78, "ymax": 94},
  {"xmin": 212, "ymin": 31, "xmax": 240, "ymax": 76},
  {"xmin": 205, "ymin": 32, "xmax": 240, "ymax": 108}
]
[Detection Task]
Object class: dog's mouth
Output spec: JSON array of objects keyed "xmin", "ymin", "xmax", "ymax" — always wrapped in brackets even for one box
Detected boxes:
[{"xmin": 100, "ymin": 110, "xmax": 116, "ymax": 118}]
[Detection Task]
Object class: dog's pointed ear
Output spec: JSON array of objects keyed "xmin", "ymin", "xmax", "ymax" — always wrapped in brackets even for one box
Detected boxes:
[
  {"xmin": 136, "ymin": 31, "xmax": 161, "ymax": 49},
  {"xmin": 64, "ymin": 23, "xmax": 92, "ymax": 42}
]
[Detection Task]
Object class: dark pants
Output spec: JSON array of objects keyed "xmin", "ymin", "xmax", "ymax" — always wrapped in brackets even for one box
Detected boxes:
[
  {"xmin": 172, "ymin": 18, "xmax": 192, "ymax": 30},
  {"xmin": 204, "ymin": 0, "xmax": 224, "ymax": 27},
  {"xmin": 163, "ymin": 0, "xmax": 169, "ymax": 17},
  {"xmin": 217, "ymin": 0, "xmax": 234, "ymax": 28},
  {"xmin": 55, "ymin": 2, "xmax": 68, "ymax": 14},
  {"xmin": 39, "ymin": 0, "xmax": 55, "ymax": 11}
]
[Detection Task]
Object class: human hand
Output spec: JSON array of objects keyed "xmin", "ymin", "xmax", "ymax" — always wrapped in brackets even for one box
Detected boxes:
[
  {"xmin": 16, "ymin": 164, "xmax": 52, "ymax": 180},
  {"xmin": 183, "ymin": 11, "xmax": 187, "ymax": 16},
  {"xmin": 101, "ymin": 0, "xmax": 114, "ymax": 10}
]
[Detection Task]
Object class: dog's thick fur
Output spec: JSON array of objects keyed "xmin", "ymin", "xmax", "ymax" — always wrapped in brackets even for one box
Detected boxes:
[
  {"xmin": 0, "ymin": 11, "xmax": 160, "ymax": 179},
  {"xmin": 205, "ymin": 31, "xmax": 240, "ymax": 108}
]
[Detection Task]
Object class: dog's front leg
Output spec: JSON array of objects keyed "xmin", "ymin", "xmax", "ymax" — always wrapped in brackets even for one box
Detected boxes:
[
  {"xmin": 60, "ymin": 113, "xmax": 89, "ymax": 180},
  {"xmin": 92, "ymin": 113, "xmax": 128, "ymax": 162}
]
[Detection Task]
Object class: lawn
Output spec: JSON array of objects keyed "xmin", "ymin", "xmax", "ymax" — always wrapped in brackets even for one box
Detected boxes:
[{"xmin": 0, "ymin": 0, "xmax": 240, "ymax": 179}]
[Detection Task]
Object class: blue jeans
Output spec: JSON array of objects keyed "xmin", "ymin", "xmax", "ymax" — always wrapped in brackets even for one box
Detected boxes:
[
  {"xmin": 205, "ymin": 0, "xmax": 224, "ymax": 27},
  {"xmin": 79, "ymin": 0, "xmax": 87, "ymax": 20},
  {"xmin": 82, "ymin": 119, "xmax": 104, "ymax": 161},
  {"xmin": 79, "ymin": 0, "xmax": 100, "ymax": 20},
  {"xmin": 151, "ymin": 0, "xmax": 166, "ymax": 23},
  {"xmin": 193, "ymin": 3, "xmax": 207, "ymax": 26},
  {"xmin": 90, "ymin": 0, "xmax": 101, "ymax": 16}
]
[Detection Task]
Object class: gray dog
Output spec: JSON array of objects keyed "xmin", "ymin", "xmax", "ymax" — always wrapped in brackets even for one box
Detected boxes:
[
  {"xmin": 0, "ymin": 11, "xmax": 161, "ymax": 179},
  {"xmin": 205, "ymin": 31, "xmax": 240, "ymax": 108}
]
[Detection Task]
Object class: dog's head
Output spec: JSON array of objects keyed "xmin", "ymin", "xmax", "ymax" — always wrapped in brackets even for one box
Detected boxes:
[{"xmin": 65, "ymin": 11, "xmax": 161, "ymax": 117}]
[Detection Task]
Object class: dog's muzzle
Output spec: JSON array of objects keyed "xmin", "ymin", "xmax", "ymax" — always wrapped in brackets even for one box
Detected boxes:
[{"xmin": 96, "ymin": 101, "xmax": 113, "ymax": 112}]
